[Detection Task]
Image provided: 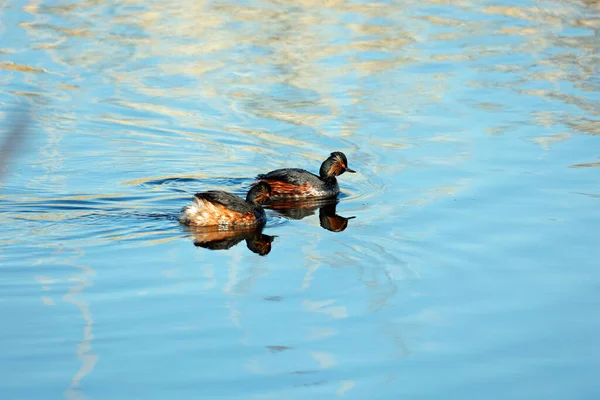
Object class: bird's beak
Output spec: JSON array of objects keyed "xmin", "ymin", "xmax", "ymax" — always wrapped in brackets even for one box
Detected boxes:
[{"xmin": 345, "ymin": 167, "xmax": 356, "ymax": 173}]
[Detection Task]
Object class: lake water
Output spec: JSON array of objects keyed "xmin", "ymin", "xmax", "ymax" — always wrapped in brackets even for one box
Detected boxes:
[{"xmin": 1, "ymin": 0, "xmax": 599, "ymax": 399}]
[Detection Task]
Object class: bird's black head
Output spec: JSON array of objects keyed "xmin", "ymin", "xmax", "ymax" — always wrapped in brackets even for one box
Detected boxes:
[
  {"xmin": 319, "ymin": 151, "xmax": 356, "ymax": 180},
  {"xmin": 247, "ymin": 181, "xmax": 271, "ymax": 206}
]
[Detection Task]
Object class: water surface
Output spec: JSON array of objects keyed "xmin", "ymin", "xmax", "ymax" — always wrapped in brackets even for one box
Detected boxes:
[{"xmin": 1, "ymin": 0, "xmax": 599, "ymax": 399}]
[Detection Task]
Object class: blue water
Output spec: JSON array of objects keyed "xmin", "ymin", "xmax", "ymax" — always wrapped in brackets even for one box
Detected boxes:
[{"xmin": 1, "ymin": 0, "xmax": 599, "ymax": 399}]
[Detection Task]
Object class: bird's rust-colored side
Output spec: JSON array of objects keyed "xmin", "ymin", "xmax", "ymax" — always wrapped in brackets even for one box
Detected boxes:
[
  {"xmin": 182, "ymin": 197, "xmax": 258, "ymax": 227},
  {"xmin": 257, "ymin": 179, "xmax": 319, "ymax": 198}
]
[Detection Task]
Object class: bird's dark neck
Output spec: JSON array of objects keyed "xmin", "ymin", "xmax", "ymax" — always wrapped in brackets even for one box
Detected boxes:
[
  {"xmin": 247, "ymin": 199, "xmax": 262, "ymax": 209},
  {"xmin": 320, "ymin": 175, "xmax": 337, "ymax": 184}
]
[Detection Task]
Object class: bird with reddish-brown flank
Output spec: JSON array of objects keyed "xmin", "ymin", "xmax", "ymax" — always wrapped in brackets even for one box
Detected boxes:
[{"xmin": 256, "ymin": 152, "xmax": 355, "ymax": 200}]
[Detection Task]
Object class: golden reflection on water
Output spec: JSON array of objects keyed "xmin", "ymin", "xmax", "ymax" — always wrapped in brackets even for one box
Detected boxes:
[
  {"xmin": 34, "ymin": 247, "xmax": 97, "ymax": 400},
  {"xmin": 0, "ymin": 62, "xmax": 46, "ymax": 73},
  {"xmin": 63, "ymin": 260, "xmax": 97, "ymax": 400},
  {"xmin": 531, "ymin": 133, "xmax": 571, "ymax": 150},
  {"xmin": 571, "ymin": 160, "xmax": 600, "ymax": 168},
  {"xmin": 14, "ymin": 0, "xmax": 597, "ymax": 148}
]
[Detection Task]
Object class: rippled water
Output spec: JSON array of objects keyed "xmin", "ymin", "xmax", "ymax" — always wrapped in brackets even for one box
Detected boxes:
[{"xmin": 1, "ymin": 0, "xmax": 599, "ymax": 398}]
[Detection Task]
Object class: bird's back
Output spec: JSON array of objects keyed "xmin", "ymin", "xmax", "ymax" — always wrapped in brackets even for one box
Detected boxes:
[
  {"xmin": 257, "ymin": 168, "xmax": 338, "ymax": 199},
  {"xmin": 256, "ymin": 168, "xmax": 320, "ymax": 185}
]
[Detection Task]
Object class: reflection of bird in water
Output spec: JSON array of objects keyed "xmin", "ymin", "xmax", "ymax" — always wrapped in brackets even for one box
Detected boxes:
[
  {"xmin": 319, "ymin": 203, "xmax": 355, "ymax": 232},
  {"xmin": 268, "ymin": 199, "xmax": 355, "ymax": 232},
  {"xmin": 185, "ymin": 224, "xmax": 275, "ymax": 256},
  {"xmin": 256, "ymin": 151, "xmax": 355, "ymax": 200}
]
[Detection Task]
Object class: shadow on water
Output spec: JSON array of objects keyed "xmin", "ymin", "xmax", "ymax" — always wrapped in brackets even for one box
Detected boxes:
[{"xmin": 1, "ymin": 107, "xmax": 31, "ymax": 182}]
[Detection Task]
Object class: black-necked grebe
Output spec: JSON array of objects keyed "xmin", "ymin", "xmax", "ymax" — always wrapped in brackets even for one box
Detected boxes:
[
  {"xmin": 179, "ymin": 182, "xmax": 271, "ymax": 227},
  {"xmin": 256, "ymin": 151, "xmax": 355, "ymax": 199}
]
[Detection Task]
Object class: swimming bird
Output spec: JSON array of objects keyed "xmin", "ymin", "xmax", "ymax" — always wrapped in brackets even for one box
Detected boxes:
[
  {"xmin": 256, "ymin": 151, "xmax": 355, "ymax": 200},
  {"xmin": 179, "ymin": 182, "xmax": 271, "ymax": 227}
]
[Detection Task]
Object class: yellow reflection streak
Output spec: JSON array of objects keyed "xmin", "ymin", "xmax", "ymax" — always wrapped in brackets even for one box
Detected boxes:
[
  {"xmin": 63, "ymin": 259, "xmax": 98, "ymax": 400},
  {"xmin": 34, "ymin": 247, "xmax": 98, "ymax": 400}
]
